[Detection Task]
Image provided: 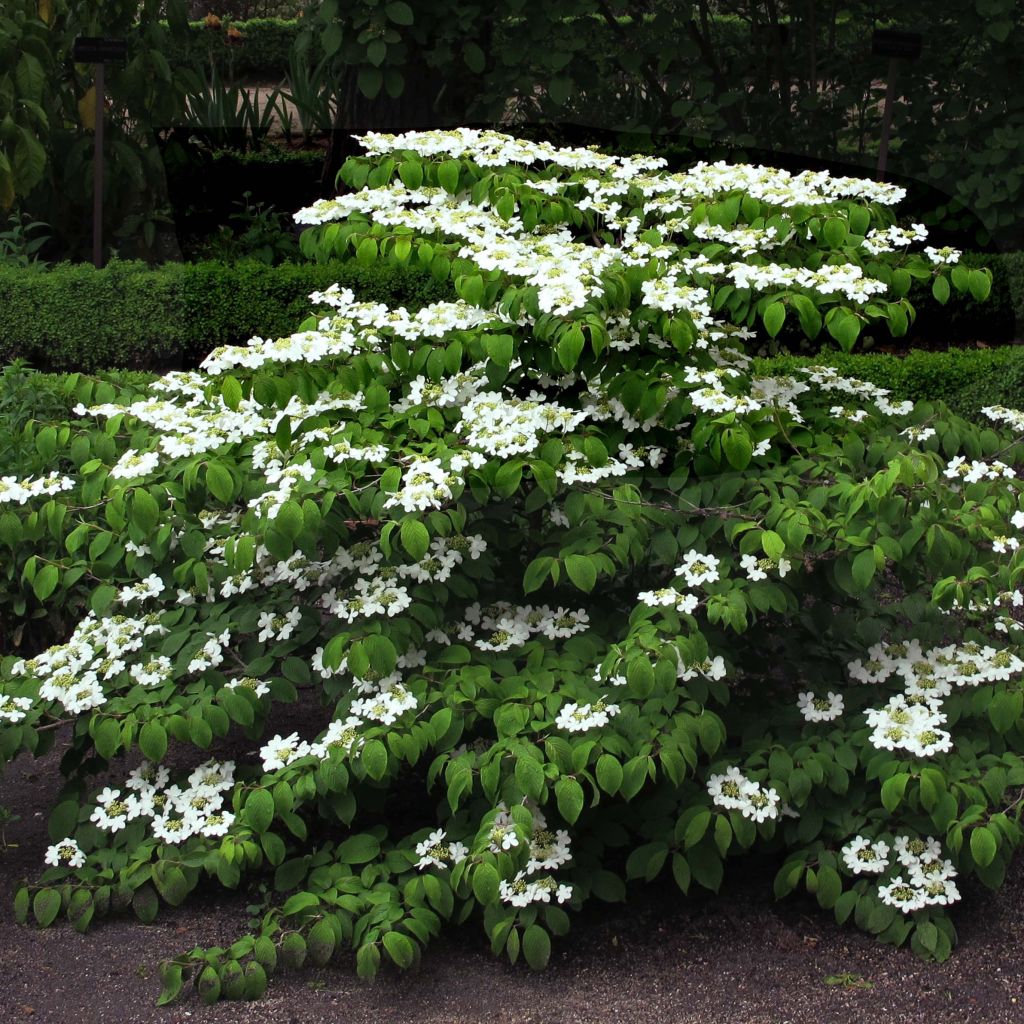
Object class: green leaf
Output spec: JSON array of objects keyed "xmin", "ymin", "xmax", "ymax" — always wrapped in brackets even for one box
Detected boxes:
[
  {"xmin": 760, "ymin": 530, "xmax": 786, "ymax": 560},
  {"xmin": 244, "ymin": 962, "xmax": 268, "ymax": 999},
  {"xmin": 356, "ymin": 236, "xmax": 378, "ymax": 265},
  {"xmin": 385, "ymin": 0, "xmax": 414, "ymax": 24},
  {"xmin": 522, "ymin": 924, "xmax": 551, "ymax": 969},
  {"xmin": 851, "ymin": 548, "xmax": 876, "ymax": 591},
  {"xmin": 932, "ymin": 275, "xmax": 951, "ymax": 304},
  {"xmin": 362, "ymin": 739, "xmax": 389, "ymax": 780},
  {"xmin": 33, "ymin": 888, "xmax": 61, "ymax": 927},
  {"xmin": 139, "ymin": 721, "xmax": 168, "ymax": 762},
  {"xmin": 556, "ymin": 324, "xmax": 585, "ymax": 371},
  {"xmin": 382, "ymin": 930, "xmax": 415, "ymax": 969},
  {"xmin": 880, "ymin": 770, "xmax": 913, "ymax": 811},
  {"xmin": 197, "ymin": 965, "xmax": 221, "ymax": 1004},
  {"xmin": 721, "ymin": 427, "xmax": 752, "ymax": 471},
  {"xmin": 472, "ymin": 862, "xmax": 501, "ymax": 905},
  {"xmin": 816, "ymin": 865, "xmax": 842, "ymax": 909},
  {"xmin": 32, "ymin": 564, "xmax": 59, "ymax": 602},
  {"xmin": 356, "ymin": 942, "xmax": 380, "ymax": 978},
  {"xmin": 244, "ymin": 789, "xmax": 275, "ymax": 833},
  {"xmin": 307, "ymin": 920, "xmax": 337, "ymax": 966},
  {"xmin": 547, "ymin": 76, "xmax": 572, "ymax": 106},
  {"xmin": 221, "ymin": 375, "xmax": 242, "ymax": 411},
  {"xmin": 555, "ymin": 777, "xmax": 585, "ymax": 824},
  {"xmin": 763, "ymin": 301, "xmax": 786, "ymax": 338},
  {"xmin": 822, "ymin": 218, "xmax": 847, "ymax": 248},
  {"xmin": 398, "ymin": 161, "xmax": 423, "ymax": 189},
  {"xmin": 338, "ymin": 833, "xmax": 381, "ymax": 864},
  {"xmin": 153, "ymin": 863, "xmax": 189, "ymax": 906},
  {"xmin": 596, "ymin": 754, "xmax": 623, "ymax": 795},
  {"xmin": 206, "ymin": 462, "xmax": 234, "ymax": 503},
  {"xmin": 357, "ymin": 66, "xmax": 383, "ymax": 99},
  {"xmin": 463, "ymin": 41, "xmax": 486, "ymax": 73},
  {"xmin": 515, "ymin": 754, "xmax": 546, "ymax": 800},
  {"xmin": 400, "ymin": 518, "xmax": 430, "ymax": 560},
  {"xmin": 968, "ymin": 268, "xmax": 992, "ymax": 302},
  {"xmin": 564, "ymin": 553, "xmax": 597, "ymax": 592},
  {"xmin": 970, "ymin": 826, "xmax": 997, "ymax": 867},
  {"xmin": 438, "ymin": 160, "xmax": 461, "ymax": 195}
]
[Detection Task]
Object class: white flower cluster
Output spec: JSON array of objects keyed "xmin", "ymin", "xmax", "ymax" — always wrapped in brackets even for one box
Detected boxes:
[
  {"xmin": 842, "ymin": 833, "xmax": 961, "ymax": 909},
  {"xmin": 426, "ymin": 600, "xmax": 589, "ymax": 654},
  {"xmin": 88, "ymin": 759, "xmax": 236, "ymax": 844},
  {"xmin": 187, "ymin": 628, "xmax": 232, "ymax": 674},
  {"xmin": 842, "ymin": 835, "xmax": 890, "ymax": 874},
  {"xmin": 0, "ymin": 694, "xmax": 32, "ymax": 723},
  {"xmin": 44, "ymin": 836, "xmax": 87, "ymax": 869},
  {"xmin": 741, "ymin": 553, "xmax": 792, "ymax": 580},
  {"xmin": 457, "ymin": 392, "xmax": 589, "ymax": 457},
  {"xmin": 861, "ymin": 223, "xmax": 928, "ymax": 255},
  {"xmin": 11, "ymin": 612, "xmax": 168, "ymax": 716},
  {"xmin": 924, "ymin": 245, "xmax": 961, "ymax": 265},
  {"xmin": 109, "ymin": 448, "xmax": 161, "ymax": 479},
  {"xmin": 555, "ymin": 699, "xmax": 620, "ymax": 733},
  {"xmin": 493, "ymin": 804, "xmax": 575, "ymax": 907},
  {"xmin": 382, "ymin": 454, "xmax": 480, "ymax": 514},
  {"xmin": 865, "ymin": 695, "xmax": 951, "ymax": 758},
  {"xmin": 706, "ymin": 766, "xmax": 781, "ymax": 822},
  {"xmin": 851, "ymin": 639, "xmax": 1024, "ymax": 758},
  {"xmin": 797, "ymin": 691, "xmax": 844, "ymax": 722},
  {"xmin": 675, "ymin": 550, "xmax": 721, "ymax": 587},
  {"xmin": 878, "ymin": 836, "xmax": 961, "ymax": 912},
  {"xmin": 415, "ymin": 828, "xmax": 468, "ymax": 870},
  {"xmin": 943, "ymin": 455, "xmax": 1017, "ymax": 485},
  {"xmin": 727, "ymin": 260, "xmax": 887, "ymax": 302},
  {"xmin": 0, "ymin": 472, "xmax": 75, "ymax": 506}
]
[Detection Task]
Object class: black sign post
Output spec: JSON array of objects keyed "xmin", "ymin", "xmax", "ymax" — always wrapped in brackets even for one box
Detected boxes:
[
  {"xmin": 871, "ymin": 29, "xmax": 923, "ymax": 181},
  {"xmin": 72, "ymin": 38, "xmax": 128, "ymax": 269}
]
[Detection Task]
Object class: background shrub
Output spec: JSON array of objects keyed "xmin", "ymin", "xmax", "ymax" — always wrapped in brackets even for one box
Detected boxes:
[{"xmin": 0, "ymin": 260, "xmax": 452, "ymax": 372}]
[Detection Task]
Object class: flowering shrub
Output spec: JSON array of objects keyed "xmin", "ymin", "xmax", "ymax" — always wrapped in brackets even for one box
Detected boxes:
[{"xmin": 1, "ymin": 128, "xmax": 1020, "ymax": 1004}]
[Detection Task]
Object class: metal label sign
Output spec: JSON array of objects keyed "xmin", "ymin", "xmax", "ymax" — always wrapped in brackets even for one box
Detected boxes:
[
  {"xmin": 72, "ymin": 37, "xmax": 128, "ymax": 63},
  {"xmin": 871, "ymin": 29, "xmax": 923, "ymax": 60}
]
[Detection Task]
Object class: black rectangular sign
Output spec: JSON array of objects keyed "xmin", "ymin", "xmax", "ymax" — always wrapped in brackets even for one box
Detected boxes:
[
  {"xmin": 871, "ymin": 29, "xmax": 923, "ymax": 60},
  {"xmin": 72, "ymin": 37, "xmax": 128, "ymax": 63}
]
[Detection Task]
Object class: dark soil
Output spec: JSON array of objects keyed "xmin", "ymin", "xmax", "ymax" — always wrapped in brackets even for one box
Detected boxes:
[{"xmin": 2, "ymin": 743, "xmax": 1023, "ymax": 1024}]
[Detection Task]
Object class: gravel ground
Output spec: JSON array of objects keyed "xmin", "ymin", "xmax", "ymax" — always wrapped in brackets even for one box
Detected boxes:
[{"xmin": 2, "ymin": 745, "xmax": 1023, "ymax": 1024}]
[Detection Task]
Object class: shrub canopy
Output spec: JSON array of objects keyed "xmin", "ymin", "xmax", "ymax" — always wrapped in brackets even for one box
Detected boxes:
[{"xmin": 1, "ymin": 128, "xmax": 1021, "ymax": 1003}]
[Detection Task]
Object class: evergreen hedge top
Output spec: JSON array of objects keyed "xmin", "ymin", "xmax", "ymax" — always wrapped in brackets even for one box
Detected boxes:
[{"xmin": 1, "ymin": 128, "xmax": 1021, "ymax": 1004}]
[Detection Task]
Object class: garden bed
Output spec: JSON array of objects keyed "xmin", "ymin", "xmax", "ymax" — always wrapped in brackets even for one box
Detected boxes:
[{"xmin": 1, "ymin": 736, "xmax": 1021, "ymax": 1024}]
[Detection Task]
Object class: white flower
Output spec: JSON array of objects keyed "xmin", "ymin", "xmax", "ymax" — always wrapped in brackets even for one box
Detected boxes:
[
  {"xmin": 0, "ymin": 694, "xmax": 32, "ymax": 723},
  {"xmin": 706, "ymin": 766, "xmax": 757, "ymax": 811},
  {"xmin": 555, "ymin": 700, "xmax": 619, "ymax": 732},
  {"xmin": 841, "ymin": 836, "xmax": 890, "ymax": 874},
  {"xmin": 260, "ymin": 732, "xmax": 311, "ymax": 772},
  {"xmin": 674, "ymin": 550, "xmax": 721, "ymax": 587},
  {"xmin": 109, "ymin": 449, "xmax": 161, "ymax": 479},
  {"xmin": 415, "ymin": 829, "xmax": 466, "ymax": 870},
  {"xmin": 877, "ymin": 875, "xmax": 928, "ymax": 913},
  {"xmin": 44, "ymin": 837, "xmax": 86, "ymax": 869},
  {"xmin": 797, "ymin": 691, "xmax": 844, "ymax": 723}
]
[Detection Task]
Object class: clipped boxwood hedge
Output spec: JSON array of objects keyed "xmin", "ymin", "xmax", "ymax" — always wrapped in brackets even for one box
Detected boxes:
[
  {"xmin": 754, "ymin": 346, "xmax": 1024, "ymax": 423},
  {"xmin": 0, "ymin": 252, "xmax": 1019, "ymax": 374},
  {"xmin": 0, "ymin": 260, "xmax": 453, "ymax": 372}
]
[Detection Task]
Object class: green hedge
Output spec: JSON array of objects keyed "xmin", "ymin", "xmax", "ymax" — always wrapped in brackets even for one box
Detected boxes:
[
  {"xmin": 0, "ymin": 260, "xmax": 452, "ymax": 372},
  {"xmin": 755, "ymin": 347, "xmax": 1024, "ymax": 422},
  {"xmin": 0, "ymin": 250, "xmax": 1019, "ymax": 373},
  {"xmin": 161, "ymin": 17, "xmax": 301, "ymax": 80}
]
